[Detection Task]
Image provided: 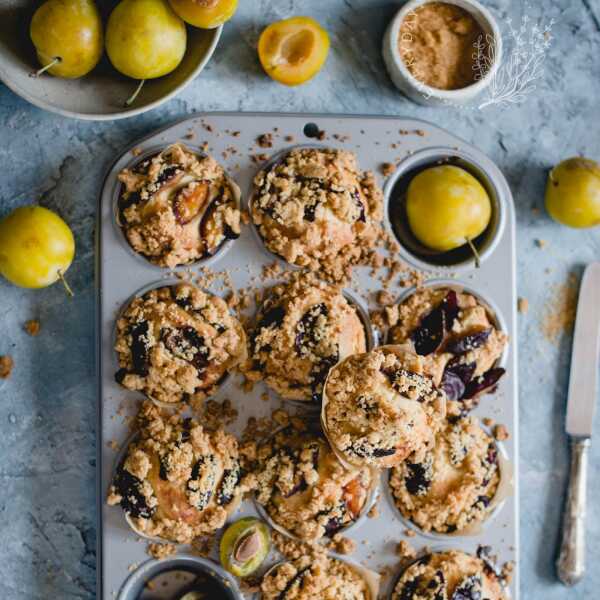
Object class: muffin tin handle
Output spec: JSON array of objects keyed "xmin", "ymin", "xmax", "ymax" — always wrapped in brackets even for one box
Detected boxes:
[{"xmin": 557, "ymin": 437, "xmax": 590, "ymax": 586}]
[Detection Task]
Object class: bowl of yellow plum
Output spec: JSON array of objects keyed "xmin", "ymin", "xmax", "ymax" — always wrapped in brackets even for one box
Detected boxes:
[{"xmin": 0, "ymin": 0, "xmax": 236, "ymax": 120}]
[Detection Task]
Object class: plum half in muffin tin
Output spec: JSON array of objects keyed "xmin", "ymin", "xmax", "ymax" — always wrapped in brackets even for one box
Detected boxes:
[
  {"xmin": 116, "ymin": 143, "xmax": 241, "ymax": 268},
  {"xmin": 250, "ymin": 146, "xmax": 383, "ymax": 282},
  {"xmin": 114, "ymin": 282, "xmax": 246, "ymax": 407}
]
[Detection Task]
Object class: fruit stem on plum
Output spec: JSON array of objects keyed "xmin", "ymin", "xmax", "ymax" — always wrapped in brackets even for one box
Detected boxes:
[
  {"xmin": 466, "ymin": 237, "xmax": 481, "ymax": 268},
  {"xmin": 31, "ymin": 57, "xmax": 61, "ymax": 78},
  {"xmin": 57, "ymin": 270, "xmax": 74, "ymax": 298},
  {"xmin": 125, "ymin": 80, "xmax": 145, "ymax": 107}
]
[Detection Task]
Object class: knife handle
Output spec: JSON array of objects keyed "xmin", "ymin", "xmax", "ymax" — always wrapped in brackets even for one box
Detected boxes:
[{"xmin": 557, "ymin": 437, "xmax": 590, "ymax": 586}]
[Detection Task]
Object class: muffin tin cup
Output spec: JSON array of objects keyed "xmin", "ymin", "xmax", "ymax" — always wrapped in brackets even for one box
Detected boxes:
[
  {"xmin": 261, "ymin": 555, "xmax": 381, "ymax": 600},
  {"xmin": 385, "ymin": 436, "xmax": 513, "ymax": 542},
  {"xmin": 382, "ymin": 0, "xmax": 503, "ymax": 106},
  {"xmin": 249, "ymin": 284, "xmax": 378, "ymax": 408},
  {"xmin": 117, "ymin": 554, "xmax": 243, "ymax": 600},
  {"xmin": 110, "ymin": 431, "xmax": 243, "ymax": 545},
  {"xmin": 387, "ymin": 545, "xmax": 512, "ymax": 600},
  {"xmin": 113, "ymin": 278, "xmax": 246, "ymax": 411},
  {"xmin": 320, "ymin": 343, "xmax": 433, "ymax": 472},
  {"xmin": 252, "ymin": 464, "xmax": 380, "ymax": 546},
  {"xmin": 247, "ymin": 143, "xmax": 375, "ymax": 273},
  {"xmin": 112, "ymin": 144, "xmax": 242, "ymax": 272},
  {"xmin": 386, "ymin": 278, "xmax": 509, "ymax": 372},
  {"xmin": 383, "ymin": 146, "xmax": 507, "ymax": 272}
]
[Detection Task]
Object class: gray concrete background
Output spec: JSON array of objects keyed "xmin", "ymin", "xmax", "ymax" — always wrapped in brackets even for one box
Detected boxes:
[{"xmin": 0, "ymin": 0, "xmax": 599, "ymax": 598}]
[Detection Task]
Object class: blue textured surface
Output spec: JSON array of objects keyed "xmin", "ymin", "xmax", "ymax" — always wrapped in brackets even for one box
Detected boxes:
[{"xmin": 0, "ymin": 1, "xmax": 599, "ymax": 598}]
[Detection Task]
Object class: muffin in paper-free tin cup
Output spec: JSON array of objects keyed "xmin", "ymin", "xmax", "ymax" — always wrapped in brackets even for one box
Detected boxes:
[
  {"xmin": 113, "ymin": 279, "xmax": 246, "ymax": 410},
  {"xmin": 117, "ymin": 554, "xmax": 243, "ymax": 600},
  {"xmin": 113, "ymin": 144, "xmax": 242, "ymax": 271},
  {"xmin": 261, "ymin": 554, "xmax": 381, "ymax": 600},
  {"xmin": 385, "ymin": 427, "xmax": 513, "ymax": 542},
  {"xmin": 388, "ymin": 545, "xmax": 511, "ymax": 600},
  {"xmin": 384, "ymin": 147, "xmax": 506, "ymax": 272},
  {"xmin": 382, "ymin": 0, "xmax": 503, "ymax": 106}
]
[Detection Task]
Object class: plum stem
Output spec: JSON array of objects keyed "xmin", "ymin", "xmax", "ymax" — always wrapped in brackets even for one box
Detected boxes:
[
  {"xmin": 31, "ymin": 57, "xmax": 61, "ymax": 78},
  {"xmin": 58, "ymin": 270, "xmax": 74, "ymax": 298},
  {"xmin": 125, "ymin": 80, "xmax": 145, "ymax": 107},
  {"xmin": 466, "ymin": 237, "xmax": 481, "ymax": 268}
]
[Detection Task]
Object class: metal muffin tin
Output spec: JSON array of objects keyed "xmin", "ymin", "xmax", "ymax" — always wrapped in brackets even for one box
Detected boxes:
[{"xmin": 97, "ymin": 113, "xmax": 518, "ymax": 599}]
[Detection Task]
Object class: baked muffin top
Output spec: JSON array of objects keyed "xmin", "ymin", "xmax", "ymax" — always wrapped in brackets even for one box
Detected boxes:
[
  {"xmin": 322, "ymin": 346, "xmax": 446, "ymax": 469},
  {"xmin": 107, "ymin": 401, "xmax": 251, "ymax": 543},
  {"xmin": 254, "ymin": 421, "xmax": 375, "ymax": 541},
  {"xmin": 388, "ymin": 288, "xmax": 508, "ymax": 409},
  {"xmin": 118, "ymin": 143, "xmax": 241, "ymax": 268},
  {"xmin": 251, "ymin": 148, "xmax": 382, "ymax": 282},
  {"xmin": 391, "ymin": 550, "xmax": 508, "ymax": 600},
  {"xmin": 245, "ymin": 273, "xmax": 367, "ymax": 402},
  {"xmin": 115, "ymin": 283, "xmax": 246, "ymax": 406},
  {"xmin": 261, "ymin": 554, "xmax": 374, "ymax": 600},
  {"xmin": 389, "ymin": 414, "xmax": 501, "ymax": 534}
]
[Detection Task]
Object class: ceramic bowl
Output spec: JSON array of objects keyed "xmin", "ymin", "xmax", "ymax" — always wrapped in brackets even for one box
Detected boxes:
[
  {"xmin": 382, "ymin": 0, "xmax": 502, "ymax": 106},
  {"xmin": 0, "ymin": 1, "xmax": 221, "ymax": 120}
]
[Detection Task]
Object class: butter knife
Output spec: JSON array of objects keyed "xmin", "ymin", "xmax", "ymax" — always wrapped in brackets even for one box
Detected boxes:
[{"xmin": 557, "ymin": 262, "xmax": 600, "ymax": 585}]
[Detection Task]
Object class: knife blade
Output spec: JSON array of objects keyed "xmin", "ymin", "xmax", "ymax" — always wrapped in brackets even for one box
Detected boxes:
[
  {"xmin": 557, "ymin": 262, "xmax": 600, "ymax": 586},
  {"xmin": 566, "ymin": 262, "xmax": 600, "ymax": 438}
]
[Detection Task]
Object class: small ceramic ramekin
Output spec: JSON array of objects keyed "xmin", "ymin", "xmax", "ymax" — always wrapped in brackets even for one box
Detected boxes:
[{"xmin": 382, "ymin": 0, "xmax": 503, "ymax": 106}]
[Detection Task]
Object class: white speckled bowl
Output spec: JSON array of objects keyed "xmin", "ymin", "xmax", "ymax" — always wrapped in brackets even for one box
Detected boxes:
[
  {"xmin": 382, "ymin": 0, "xmax": 502, "ymax": 106},
  {"xmin": 0, "ymin": 1, "xmax": 221, "ymax": 120}
]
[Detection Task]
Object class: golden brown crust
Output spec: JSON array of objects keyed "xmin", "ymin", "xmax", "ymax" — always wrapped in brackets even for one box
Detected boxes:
[
  {"xmin": 251, "ymin": 148, "xmax": 382, "ymax": 282},
  {"xmin": 323, "ymin": 346, "xmax": 446, "ymax": 468},
  {"xmin": 389, "ymin": 416, "xmax": 500, "ymax": 534},
  {"xmin": 244, "ymin": 273, "xmax": 367, "ymax": 402},
  {"xmin": 107, "ymin": 401, "xmax": 252, "ymax": 543},
  {"xmin": 118, "ymin": 144, "xmax": 241, "ymax": 268},
  {"xmin": 261, "ymin": 555, "xmax": 371, "ymax": 600},
  {"xmin": 392, "ymin": 550, "xmax": 508, "ymax": 600},
  {"xmin": 115, "ymin": 283, "xmax": 246, "ymax": 405},
  {"xmin": 253, "ymin": 422, "xmax": 374, "ymax": 541}
]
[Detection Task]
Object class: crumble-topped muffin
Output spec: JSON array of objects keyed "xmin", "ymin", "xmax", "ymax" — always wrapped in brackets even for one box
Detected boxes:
[
  {"xmin": 245, "ymin": 274, "xmax": 367, "ymax": 402},
  {"xmin": 253, "ymin": 421, "xmax": 375, "ymax": 541},
  {"xmin": 115, "ymin": 283, "xmax": 246, "ymax": 406},
  {"xmin": 322, "ymin": 345, "xmax": 446, "ymax": 469},
  {"xmin": 261, "ymin": 554, "xmax": 376, "ymax": 600},
  {"xmin": 389, "ymin": 414, "xmax": 501, "ymax": 534},
  {"xmin": 392, "ymin": 550, "xmax": 508, "ymax": 600},
  {"xmin": 388, "ymin": 287, "xmax": 508, "ymax": 409},
  {"xmin": 107, "ymin": 401, "xmax": 251, "ymax": 543},
  {"xmin": 117, "ymin": 143, "xmax": 241, "ymax": 268},
  {"xmin": 251, "ymin": 147, "xmax": 383, "ymax": 282}
]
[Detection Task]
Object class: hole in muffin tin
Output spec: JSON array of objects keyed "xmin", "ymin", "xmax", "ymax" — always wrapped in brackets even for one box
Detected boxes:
[
  {"xmin": 117, "ymin": 555, "xmax": 241, "ymax": 600},
  {"xmin": 111, "ymin": 144, "xmax": 240, "ymax": 271},
  {"xmin": 384, "ymin": 147, "xmax": 505, "ymax": 271},
  {"xmin": 303, "ymin": 122, "xmax": 321, "ymax": 138}
]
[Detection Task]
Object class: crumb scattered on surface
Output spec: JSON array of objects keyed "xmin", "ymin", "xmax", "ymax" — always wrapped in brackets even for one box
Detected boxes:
[
  {"xmin": 535, "ymin": 239, "xmax": 547, "ymax": 248},
  {"xmin": 0, "ymin": 355, "xmax": 13, "ymax": 379},
  {"xmin": 482, "ymin": 417, "xmax": 495, "ymax": 428},
  {"xmin": 404, "ymin": 528, "xmax": 416, "ymax": 538},
  {"xmin": 542, "ymin": 273, "xmax": 578, "ymax": 344},
  {"xmin": 257, "ymin": 133, "xmax": 273, "ymax": 148},
  {"xmin": 147, "ymin": 542, "xmax": 176, "ymax": 559},
  {"xmin": 380, "ymin": 162, "xmax": 396, "ymax": 177},
  {"xmin": 329, "ymin": 534, "xmax": 356, "ymax": 555},
  {"xmin": 376, "ymin": 290, "xmax": 395, "ymax": 306},
  {"xmin": 24, "ymin": 319, "xmax": 41, "ymax": 336},
  {"xmin": 131, "ymin": 147, "xmax": 143, "ymax": 156},
  {"xmin": 493, "ymin": 424, "xmax": 509, "ymax": 441},
  {"xmin": 367, "ymin": 502, "xmax": 380, "ymax": 519},
  {"xmin": 396, "ymin": 540, "xmax": 417, "ymax": 560},
  {"xmin": 517, "ymin": 297, "xmax": 529, "ymax": 314}
]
